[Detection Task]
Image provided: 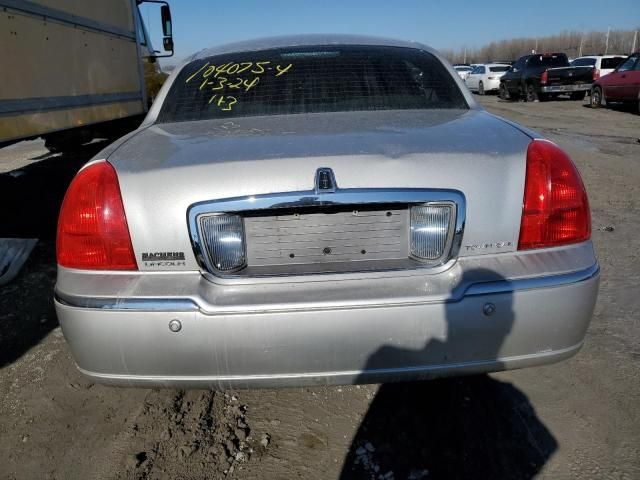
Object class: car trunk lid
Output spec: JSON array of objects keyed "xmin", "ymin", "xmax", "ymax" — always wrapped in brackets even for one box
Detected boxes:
[{"xmin": 107, "ymin": 109, "xmax": 531, "ymax": 273}]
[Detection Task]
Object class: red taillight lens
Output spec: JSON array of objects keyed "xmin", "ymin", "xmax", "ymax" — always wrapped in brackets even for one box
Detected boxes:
[
  {"xmin": 593, "ymin": 68, "xmax": 600, "ymax": 81},
  {"xmin": 518, "ymin": 140, "xmax": 591, "ymax": 250},
  {"xmin": 57, "ymin": 160, "xmax": 137, "ymax": 270},
  {"xmin": 540, "ymin": 70, "xmax": 548, "ymax": 85}
]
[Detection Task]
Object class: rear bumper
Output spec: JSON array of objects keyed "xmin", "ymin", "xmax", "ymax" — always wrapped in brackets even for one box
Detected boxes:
[
  {"xmin": 541, "ymin": 83, "xmax": 592, "ymax": 93},
  {"xmin": 55, "ymin": 263, "xmax": 599, "ymax": 389},
  {"xmin": 484, "ymin": 79, "xmax": 501, "ymax": 91}
]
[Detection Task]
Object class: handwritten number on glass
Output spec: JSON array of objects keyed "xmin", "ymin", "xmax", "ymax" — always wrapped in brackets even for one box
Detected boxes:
[{"xmin": 186, "ymin": 60, "xmax": 292, "ymax": 111}]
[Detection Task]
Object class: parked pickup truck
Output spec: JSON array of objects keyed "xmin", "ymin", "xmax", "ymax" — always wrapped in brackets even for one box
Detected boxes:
[{"xmin": 499, "ymin": 53, "xmax": 594, "ymax": 102}]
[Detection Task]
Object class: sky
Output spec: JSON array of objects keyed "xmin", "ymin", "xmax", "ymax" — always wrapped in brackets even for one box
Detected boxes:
[{"xmin": 141, "ymin": 0, "xmax": 640, "ymax": 65}]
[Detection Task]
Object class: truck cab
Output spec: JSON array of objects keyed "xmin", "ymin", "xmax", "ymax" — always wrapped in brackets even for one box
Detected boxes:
[{"xmin": 0, "ymin": 0, "xmax": 174, "ymax": 152}]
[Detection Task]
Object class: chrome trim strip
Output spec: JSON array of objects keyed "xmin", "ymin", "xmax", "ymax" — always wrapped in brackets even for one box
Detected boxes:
[
  {"xmin": 540, "ymin": 84, "xmax": 592, "ymax": 93},
  {"xmin": 0, "ymin": 0, "xmax": 137, "ymax": 39},
  {"xmin": 54, "ymin": 263, "xmax": 599, "ymax": 312},
  {"xmin": 187, "ymin": 188, "xmax": 467, "ymax": 278},
  {"xmin": 0, "ymin": 92, "xmax": 143, "ymax": 117},
  {"xmin": 54, "ymin": 292, "xmax": 199, "ymax": 312}
]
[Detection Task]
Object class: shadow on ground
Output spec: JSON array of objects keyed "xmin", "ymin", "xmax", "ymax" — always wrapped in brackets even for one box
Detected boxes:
[
  {"xmin": 341, "ymin": 268, "xmax": 558, "ymax": 479},
  {"xmin": 581, "ymin": 102, "xmax": 640, "ymax": 116},
  {"xmin": 0, "ymin": 140, "xmax": 109, "ymax": 239},
  {"xmin": 0, "ymin": 141, "xmax": 108, "ymax": 367},
  {"xmin": 341, "ymin": 376, "xmax": 556, "ymax": 480}
]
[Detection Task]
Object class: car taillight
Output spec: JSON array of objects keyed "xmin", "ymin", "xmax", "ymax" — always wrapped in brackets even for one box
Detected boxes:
[
  {"xmin": 593, "ymin": 68, "xmax": 600, "ymax": 81},
  {"xmin": 57, "ymin": 160, "xmax": 137, "ymax": 270},
  {"xmin": 540, "ymin": 70, "xmax": 548, "ymax": 85},
  {"xmin": 518, "ymin": 140, "xmax": 591, "ymax": 250}
]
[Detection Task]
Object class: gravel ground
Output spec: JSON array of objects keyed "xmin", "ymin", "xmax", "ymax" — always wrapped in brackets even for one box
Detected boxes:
[{"xmin": 1, "ymin": 96, "xmax": 639, "ymax": 480}]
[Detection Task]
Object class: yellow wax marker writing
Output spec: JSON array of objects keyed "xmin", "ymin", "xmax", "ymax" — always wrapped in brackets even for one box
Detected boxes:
[
  {"xmin": 211, "ymin": 78, "xmax": 227, "ymax": 91},
  {"xmin": 251, "ymin": 61, "xmax": 270, "ymax": 74},
  {"xmin": 185, "ymin": 62, "xmax": 210, "ymax": 83},
  {"xmin": 275, "ymin": 63, "xmax": 293, "ymax": 76},
  {"xmin": 228, "ymin": 77, "xmax": 243, "ymax": 89},
  {"xmin": 243, "ymin": 77, "xmax": 259, "ymax": 91},
  {"xmin": 222, "ymin": 97, "xmax": 237, "ymax": 111},
  {"xmin": 237, "ymin": 62, "xmax": 253, "ymax": 74},
  {"xmin": 214, "ymin": 63, "xmax": 231, "ymax": 78},
  {"xmin": 184, "ymin": 59, "xmax": 295, "ymax": 112}
]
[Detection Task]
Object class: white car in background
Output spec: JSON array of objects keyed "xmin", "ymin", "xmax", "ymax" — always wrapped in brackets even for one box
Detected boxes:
[
  {"xmin": 453, "ymin": 65, "xmax": 473, "ymax": 80},
  {"xmin": 465, "ymin": 64, "xmax": 511, "ymax": 94},
  {"xmin": 571, "ymin": 55, "xmax": 626, "ymax": 80}
]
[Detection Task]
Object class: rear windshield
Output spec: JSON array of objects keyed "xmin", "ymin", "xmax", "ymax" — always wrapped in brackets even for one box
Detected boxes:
[
  {"xmin": 572, "ymin": 58, "xmax": 596, "ymax": 66},
  {"xmin": 601, "ymin": 57, "xmax": 625, "ymax": 69},
  {"xmin": 489, "ymin": 66, "xmax": 510, "ymax": 72},
  {"xmin": 528, "ymin": 54, "xmax": 569, "ymax": 68},
  {"xmin": 157, "ymin": 45, "xmax": 468, "ymax": 123}
]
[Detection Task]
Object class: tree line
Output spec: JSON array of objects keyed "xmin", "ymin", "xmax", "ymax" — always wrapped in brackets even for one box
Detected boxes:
[{"xmin": 441, "ymin": 28, "xmax": 640, "ymax": 64}]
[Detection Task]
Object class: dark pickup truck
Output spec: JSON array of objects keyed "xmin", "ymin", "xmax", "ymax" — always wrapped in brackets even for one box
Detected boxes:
[{"xmin": 499, "ymin": 53, "xmax": 594, "ymax": 102}]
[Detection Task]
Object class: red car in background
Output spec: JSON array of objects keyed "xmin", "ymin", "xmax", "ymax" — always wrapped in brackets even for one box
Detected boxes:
[{"xmin": 590, "ymin": 52, "xmax": 640, "ymax": 113}]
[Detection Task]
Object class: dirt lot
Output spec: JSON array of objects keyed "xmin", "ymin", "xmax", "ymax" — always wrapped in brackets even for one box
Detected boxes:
[{"xmin": 1, "ymin": 97, "xmax": 639, "ymax": 480}]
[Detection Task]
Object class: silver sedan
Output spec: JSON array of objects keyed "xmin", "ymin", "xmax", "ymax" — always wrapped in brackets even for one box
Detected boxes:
[{"xmin": 55, "ymin": 35, "xmax": 599, "ymax": 389}]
